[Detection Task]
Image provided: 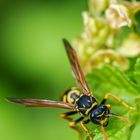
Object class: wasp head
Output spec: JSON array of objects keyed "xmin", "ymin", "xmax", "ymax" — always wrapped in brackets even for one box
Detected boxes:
[{"xmin": 90, "ymin": 104, "xmax": 110, "ymax": 127}]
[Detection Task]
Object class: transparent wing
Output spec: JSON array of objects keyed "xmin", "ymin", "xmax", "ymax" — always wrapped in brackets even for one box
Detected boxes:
[
  {"xmin": 7, "ymin": 98, "xmax": 75, "ymax": 110},
  {"xmin": 63, "ymin": 39, "xmax": 91, "ymax": 95}
]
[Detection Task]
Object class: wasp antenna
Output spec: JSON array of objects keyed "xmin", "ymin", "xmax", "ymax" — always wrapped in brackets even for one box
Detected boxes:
[
  {"xmin": 6, "ymin": 98, "xmax": 24, "ymax": 104},
  {"xmin": 109, "ymin": 113, "xmax": 129, "ymax": 124}
]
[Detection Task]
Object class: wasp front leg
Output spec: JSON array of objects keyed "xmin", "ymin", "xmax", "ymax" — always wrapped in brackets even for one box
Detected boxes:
[
  {"xmin": 101, "ymin": 93, "xmax": 135, "ymax": 110},
  {"xmin": 80, "ymin": 119, "xmax": 92, "ymax": 140},
  {"xmin": 100, "ymin": 125, "xmax": 107, "ymax": 140},
  {"xmin": 60, "ymin": 111, "xmax": 84, "ymax": 140}
]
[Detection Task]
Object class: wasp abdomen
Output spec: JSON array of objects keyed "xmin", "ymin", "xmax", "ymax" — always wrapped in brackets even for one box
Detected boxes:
[{"xmin": 61, "ymin": 87, "xmax": 81, "ymax": 105}]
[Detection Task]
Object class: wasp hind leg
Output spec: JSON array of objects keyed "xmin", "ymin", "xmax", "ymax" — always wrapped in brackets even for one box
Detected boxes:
[
  {"xmin": 101, "ymin": 93, "xmax": 135, "ymax": 110},
  {"xmin": 60, "ymin": 111, "xmax": 84, "ymax": 140},
  {"xmin": 80, "ymin": 119, "xmax": 92, "ymax": 140}
]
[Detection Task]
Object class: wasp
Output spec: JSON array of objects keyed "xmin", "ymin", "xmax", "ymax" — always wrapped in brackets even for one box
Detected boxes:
[{"xmin": 7, "ymin": 39, "xmax": 134, "ymax": 140}]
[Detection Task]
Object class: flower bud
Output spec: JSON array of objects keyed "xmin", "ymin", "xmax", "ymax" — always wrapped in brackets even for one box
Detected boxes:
[
  {"xmin": 106, "ymin": 4, "xmax": 132, "ymax": 28},
  {"xmin": 118, "ymin": 33, "xmax": 140, "ymax": 57}
]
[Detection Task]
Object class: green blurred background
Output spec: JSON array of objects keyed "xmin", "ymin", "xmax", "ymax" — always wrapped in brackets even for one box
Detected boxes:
[{"xmin": 0, "ymin": 0, "xmax": 140, "ymax": 140}]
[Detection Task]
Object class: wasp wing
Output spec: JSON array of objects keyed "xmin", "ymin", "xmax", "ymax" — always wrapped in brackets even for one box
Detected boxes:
[
  {"xmin": 63, "ymin": 39, "xmax": 91, "ymax": 95},
  {"xmin": 7, "ymin": 98, "xmax": 75, "ymax": 110}
]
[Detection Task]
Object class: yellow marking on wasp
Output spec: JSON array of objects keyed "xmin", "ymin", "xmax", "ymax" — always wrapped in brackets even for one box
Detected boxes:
[
  {"xmin": 106, "ymin": 104, "xmax": 111, "ymax": 110},
  {"xmin": 101, "ymin": 117, "xmax": 108, "ymax": 125},
  {"xmin": 65, "ymin": 89, "xmax": 80, "ymax": 104},
  {"xmin": 63, "ymin": 95, "xmax": 67, "ymax": 103},
  {"xmin": 76, "ymin": 94, "xmax": 88, "ymax": 103},
  {"xmin": 85, "ymin": 102, "xmax": 98, "ymax": 115},
  {"xmin": 67, "ymin": 91, "xmax": 74, "ymax": 104},
  {"xmin": 97, "ymin": 111, "xmax": 105, "ymax": 118},
  {"xmin": 76, "ymin": 98, "xmax": 79, "ymax": 102}
]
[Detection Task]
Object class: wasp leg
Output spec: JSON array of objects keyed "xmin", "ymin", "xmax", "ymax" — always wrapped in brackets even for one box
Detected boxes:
[
  {"xmin": 60, "ymin": 111, "xmax": 84, "ymax": 140},
  {"xmin": 80, "ymin": 119, "xmax": 92, "ymax": 140},
  {"xmin": 100, "ymin": 125, "xmax": 107, "ymax": 140},
  {"xmin": 69, "ymin": 117, "xmax": 85, "ymax": 140},
  {"xmin": 60, "ymin": 111, "xmax": 77, "ymax": 121},
  {"xmin": 101, "ymin": 93, "xmax": 135, "ymax": 110}
]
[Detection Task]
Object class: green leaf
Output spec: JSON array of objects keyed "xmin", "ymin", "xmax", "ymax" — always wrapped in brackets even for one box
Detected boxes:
[
  {"xmin": 135, "ymin": 11, "xmax": 140, "ymax": 35},
  {"xmin": 113, "ymin": 26, "xmax": 132, "ymax": 49},
  {"xmin": 133, "ymin": 58, "xmax": 140, "ymax": 90},
  {"xmin": 85, "ymin": 65, "xmax": 140, "ymax": 140}
]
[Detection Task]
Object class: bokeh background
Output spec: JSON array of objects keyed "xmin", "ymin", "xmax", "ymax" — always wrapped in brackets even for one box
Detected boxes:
[{"xmin": 0, "ymin": 0, "xmax": 140, "ymax": 140}]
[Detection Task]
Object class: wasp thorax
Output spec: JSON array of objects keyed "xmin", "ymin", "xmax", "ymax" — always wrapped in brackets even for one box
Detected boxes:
[
  {"xmin": 75, "ymin": 95, "xmax": 97, "ymax": 115},
  {"xmin": 90, "ymin": 105, "xmax": 110, "ymax": 127}
]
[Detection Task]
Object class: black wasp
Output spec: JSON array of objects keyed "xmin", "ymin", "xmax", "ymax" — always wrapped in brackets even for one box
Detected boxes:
[{"xmin": 7, "ymin": 39, "xmax": 134, "ymax": 140}]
